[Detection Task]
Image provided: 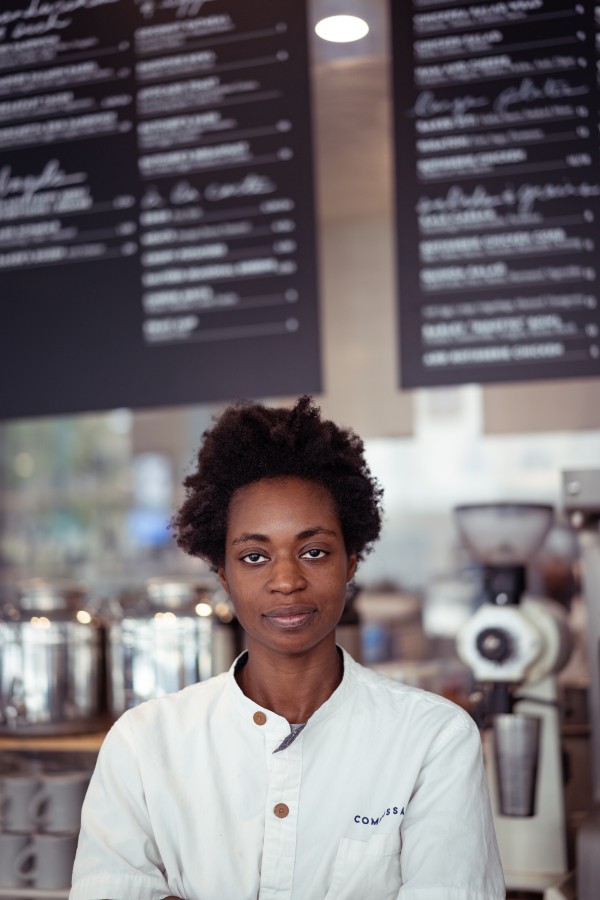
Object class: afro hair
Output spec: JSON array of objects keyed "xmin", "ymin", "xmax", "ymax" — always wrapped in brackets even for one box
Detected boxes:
[{"xmin": 172, "ymin": 396, "xmax": 383, "ymax": 569}]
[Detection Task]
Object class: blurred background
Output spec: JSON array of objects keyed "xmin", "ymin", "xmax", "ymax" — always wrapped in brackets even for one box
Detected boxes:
[
  {"xmin": 0, "ymin": 1, "xmax": 599, "ymax": 898},
  {"xmin": 1, "ymin": 0, "xmax": 597, "ymax": 596}
]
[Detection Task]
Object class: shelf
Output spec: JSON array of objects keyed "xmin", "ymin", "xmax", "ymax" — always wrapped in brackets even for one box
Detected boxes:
[
  {"xmin": 0, "ymin": 889, "xmax": 68, "ymax": 898},
  {"xmin": 561, "ymin": 723, "xmax": 591, "ymax": 738},
  {"xmin": 0, "ymin": 732, "xmax": 106, "ymax": 752}
]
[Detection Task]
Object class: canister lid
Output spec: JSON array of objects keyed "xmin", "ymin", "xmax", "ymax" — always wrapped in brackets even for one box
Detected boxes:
[
  {"xmin": 0, "ymin": 579, "xmax": 99, "ymax": 627},
  {"xmin": 115, "ymin": 578, "xmax": 234, "ymax": 623},
  {"xmin": 145, "ymin": 578, "xmax": 205, "ymax": 609},
  {"xmin": 16, "ymin": 578, "xmax": 86, "ymax": 611}
]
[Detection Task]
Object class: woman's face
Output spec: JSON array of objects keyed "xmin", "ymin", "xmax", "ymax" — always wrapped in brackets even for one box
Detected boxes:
[{"xmin": 218, "ymin": 476, "xmax": 356, "ymax": 658}]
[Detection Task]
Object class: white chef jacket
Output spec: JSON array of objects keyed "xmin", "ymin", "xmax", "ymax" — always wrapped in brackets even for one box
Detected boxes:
[{"xmin": 70, "ymin": 649, "xmax": 505, "ymax": 900}]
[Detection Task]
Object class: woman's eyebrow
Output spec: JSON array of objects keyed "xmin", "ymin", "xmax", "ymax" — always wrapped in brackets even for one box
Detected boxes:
[
  {"xmin": 232, "ymin": 526, "xmax": 338, "ymax": 545},
  {"xmin": 232, "ymin": 532, "xmax": 270, "ymax": 545}
]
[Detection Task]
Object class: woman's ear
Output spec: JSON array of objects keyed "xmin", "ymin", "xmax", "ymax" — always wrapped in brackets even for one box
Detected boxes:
[
  {"xmin": 346, "ymin": 553, "xmax": 357, "ymax": 583},
  {"xmin": 217, "ymin": 566, "xmax": 229, "ymax": 594}
]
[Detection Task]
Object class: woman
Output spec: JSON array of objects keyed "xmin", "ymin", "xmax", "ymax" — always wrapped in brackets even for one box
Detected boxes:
[{"xmin": 70, "ymin": 396, "xmax": 504, "ymax": 899}]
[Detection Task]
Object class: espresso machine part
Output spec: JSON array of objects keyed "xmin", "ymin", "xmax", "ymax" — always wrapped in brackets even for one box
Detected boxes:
[
  {"xmin": 562, "ymin": 469, "xmax": 600, "ymax": 900},
  {"xmin": 0, "ymin": 580, "xmax": 104, "ymax": 735},
  {"xmin": 108, "ymin": 578, "xmax": 236, "ymax": 715},
  {"xmin": 454, "ymin": 503, "xmax": 572, "ymax": 895}
]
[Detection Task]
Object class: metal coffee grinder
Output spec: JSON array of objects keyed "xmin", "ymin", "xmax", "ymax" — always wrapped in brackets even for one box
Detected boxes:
[{"xmin": 454, "ymin": 503, "xmax": 573, "ymax": 895}]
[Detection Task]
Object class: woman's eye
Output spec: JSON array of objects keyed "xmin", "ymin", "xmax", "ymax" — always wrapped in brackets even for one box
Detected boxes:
[
  {"xmin": 241, "ymin": 552, "xmax": 267, "ymax": 565},
  {"xmin": 302, "ymin": 548, "xmax": 326, "ymax": 559}
]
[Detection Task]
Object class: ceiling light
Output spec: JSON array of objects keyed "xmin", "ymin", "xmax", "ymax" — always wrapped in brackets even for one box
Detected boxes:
[{"xmin": 315, "ymin": 14, "xmax": 369, "ymax": 43}]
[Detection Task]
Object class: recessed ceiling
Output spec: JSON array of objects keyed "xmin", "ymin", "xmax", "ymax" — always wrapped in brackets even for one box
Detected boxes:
[{"xmin": 309, "ymin": 0, "xmax": 392, "ymax": 221}]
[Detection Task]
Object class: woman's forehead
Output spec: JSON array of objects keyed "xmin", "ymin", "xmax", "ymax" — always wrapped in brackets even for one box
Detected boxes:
[{"xmin": 228, "ymin": 476, "xmax": 337, "ymax": 525}]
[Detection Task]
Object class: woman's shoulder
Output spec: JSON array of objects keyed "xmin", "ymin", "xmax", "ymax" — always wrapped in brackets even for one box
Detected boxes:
[
  {"xmin": 348, "ymin": 654, "xmax": 474, "ymax": 730},
  {"xmin": 110, "ymin": 670, "xmax": 230, "ymax": 738}
]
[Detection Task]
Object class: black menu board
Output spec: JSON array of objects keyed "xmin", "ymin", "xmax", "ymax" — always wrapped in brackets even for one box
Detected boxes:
[
  {"xmin": 0, "ymin": 0, "xmax": 320, "ymax": 419},
  {"xmin": 393, "ymin": 0, "xmax": 600, "ymax": 388}
]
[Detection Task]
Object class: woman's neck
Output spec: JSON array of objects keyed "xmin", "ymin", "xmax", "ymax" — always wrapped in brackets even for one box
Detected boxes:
[{"xmin": 236, "ymin": 638, "xmax": 343, "ymax": 724}]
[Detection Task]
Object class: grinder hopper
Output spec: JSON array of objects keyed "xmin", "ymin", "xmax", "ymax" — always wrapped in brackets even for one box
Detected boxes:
[{"xmin": 454, "ymin": 503, "xmax": 554, "ymax": 605}]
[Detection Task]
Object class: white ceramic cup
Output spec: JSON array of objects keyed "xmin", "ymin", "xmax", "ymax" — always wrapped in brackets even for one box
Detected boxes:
[
  {"xmin": 0, "ymin": 832, "xmax": 31, "ymax": 888},
  {"xmin": 28, "ymin": 771, "xmax": 90, "ymax": 834},
  {"xmin": 14, "ymin": 832, "xmax": 78, "ymax": 890},
  {"xmin": 0, "ymin": 773, "xmax": 40, "ymax": 833}
]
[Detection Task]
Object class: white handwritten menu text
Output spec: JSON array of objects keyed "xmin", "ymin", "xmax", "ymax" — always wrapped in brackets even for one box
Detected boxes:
[
  {"xmin": 0, "ymin": 0, "xmax": 320, "ymax": 418},
  {"xmin": 392, "ymin": 0, "xmax": 600, "ymax": 387}
]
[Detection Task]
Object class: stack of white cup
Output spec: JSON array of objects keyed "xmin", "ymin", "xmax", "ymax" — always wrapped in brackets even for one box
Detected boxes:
[{"xmin": 0, "ymin": 762, "xmax": 90, "ymax": 893}]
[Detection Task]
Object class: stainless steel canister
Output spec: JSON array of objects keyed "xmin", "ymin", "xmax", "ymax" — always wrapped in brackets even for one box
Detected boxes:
[
  {"xmin": 0, "ymin": 580, "xmax": 104, "ymax": 735},
  {"xmin": 108, "ymin": 578, "xmax": 236, "ymax": 715}
]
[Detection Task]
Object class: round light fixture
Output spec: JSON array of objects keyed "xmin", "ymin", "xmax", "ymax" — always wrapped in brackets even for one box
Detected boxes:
[{"xmin": 315, "ymin": 14, "xmax": 369, "ymax": 43}]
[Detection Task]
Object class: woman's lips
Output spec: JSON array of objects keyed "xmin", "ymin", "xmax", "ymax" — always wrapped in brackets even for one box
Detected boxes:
[{"xmin": 263, "ymin": 606, "xmax": 316, "ymax": 629}]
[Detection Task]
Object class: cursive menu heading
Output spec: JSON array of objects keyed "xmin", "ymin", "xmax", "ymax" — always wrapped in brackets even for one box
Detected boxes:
[
  {"xmin": 0, "ymin": 0, "xmax": 320, "ymax": 418},
  {"xmin": 393, "ymin": 0, "xmax": 600, "ymax": 388}
]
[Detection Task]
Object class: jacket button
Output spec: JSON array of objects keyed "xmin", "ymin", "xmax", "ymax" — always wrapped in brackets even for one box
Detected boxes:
[
  {"xmin": 253, "ymin": 711, "xmax": 267, "ymax": 725},
  {"xmin": 274, "ymin": 803, "xmax": 289, "ymax": 819}
]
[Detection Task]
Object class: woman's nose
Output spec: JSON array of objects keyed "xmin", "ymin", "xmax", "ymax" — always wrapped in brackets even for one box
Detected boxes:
[{"xmin": 268, "ymin": 556, "xmax": 307, "ymax": 593}]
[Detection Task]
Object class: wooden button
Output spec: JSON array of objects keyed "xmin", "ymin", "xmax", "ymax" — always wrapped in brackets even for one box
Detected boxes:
[
  {"xmin": 274, "ymin": 803, "xmax": 289, "ymax": 819},
  {"xmin": 253, "ymin": 711, "xmax": 267, "ymax": 726}
]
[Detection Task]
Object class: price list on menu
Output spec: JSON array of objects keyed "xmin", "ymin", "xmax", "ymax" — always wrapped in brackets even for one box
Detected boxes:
[
  {"xmin": 0, "ymin": 0, "xmax": 320, "ymax": 419},
  {"xmin": 392, "ymin": 0, "xmax": 600, "ymax": 388}
]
